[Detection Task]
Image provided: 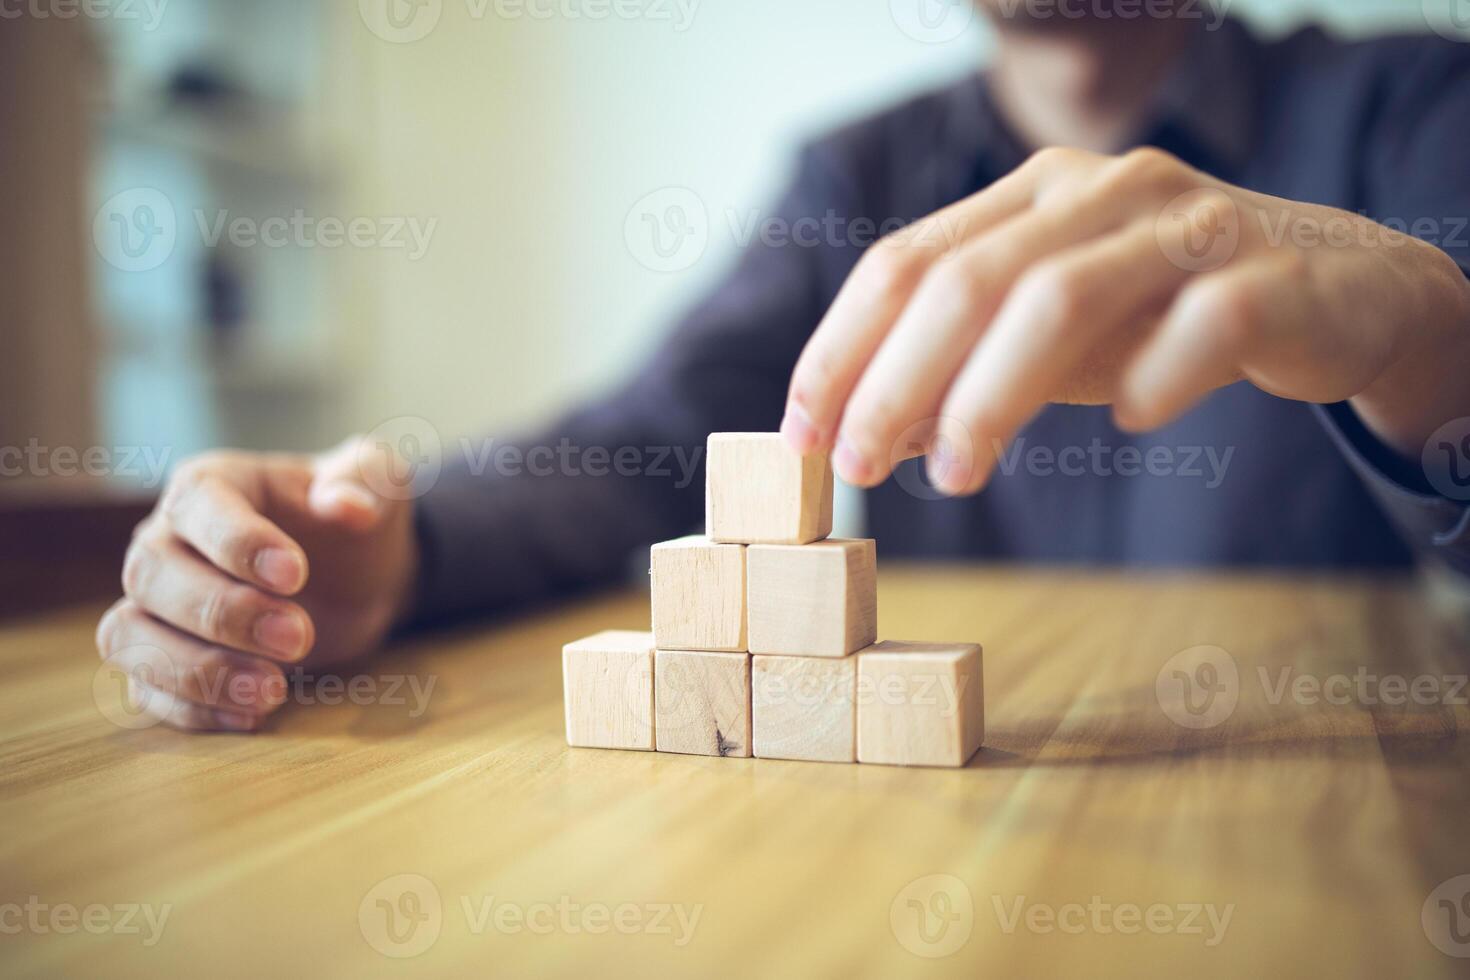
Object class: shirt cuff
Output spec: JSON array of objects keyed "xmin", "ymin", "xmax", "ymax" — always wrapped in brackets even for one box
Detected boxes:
[{"xmin": 1313, "ymin": 401, "xmax": 1470, "ymax": 576}]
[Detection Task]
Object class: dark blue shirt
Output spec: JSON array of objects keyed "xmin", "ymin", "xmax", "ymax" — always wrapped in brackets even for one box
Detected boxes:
[{"xmin": 414, "ymin": 18, "xmax": 1470, "ymax": 622}]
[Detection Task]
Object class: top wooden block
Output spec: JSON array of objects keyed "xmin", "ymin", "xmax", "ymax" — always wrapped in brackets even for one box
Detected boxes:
[{"xmin": 705, "ymin": 433, "xmax": 833, "ymax": 545}]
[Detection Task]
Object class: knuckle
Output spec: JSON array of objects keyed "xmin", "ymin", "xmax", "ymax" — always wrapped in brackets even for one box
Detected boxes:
[
  {"xmin": 196, "ymin": 586, "xmax": 232, "ymax": 641},
  {"xmin": 120, "ymin": 540, "xmax": 159, "ymax": 599},
  {"xmin": 1192, "ymin": 278, "xmax": 1261, "ymax": 348},
  {"xmin": 1015, "ymin": 262, "xmax": 1087, "ymax": 327},
  {"xmin": 95, "ymin": 598, "xmax": 133, "ymax": 657},
  {"xmin": 213, "ymin": 523, "xmax": 261, "ymax": 571},
  {"xmin": 857, "ymin": 237, "xmax": 926, "ymax": 299},
  {"xmin": 160, "ymin": 464, "xmax": 208, "ymax": 523},
  {"xmin": 919, "ymin": 252, "xmax": 982, "ymax": 314},
  {"xmin": 1026, "ymin": 145, "xmax": 1087, "ymax": 174},
  {"xmin": 207, "ymin": 583, "xmax": 265, "ymax": 645},
  {"xmin": 1118, "ymin": 146, "xmax": 1181, "ymax": 184}
]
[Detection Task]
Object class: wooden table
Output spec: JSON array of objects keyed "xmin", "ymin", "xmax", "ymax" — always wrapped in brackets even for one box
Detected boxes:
[{"xmin": 3, "ymin": 566, "xmax": 1469, "ymax": 978}]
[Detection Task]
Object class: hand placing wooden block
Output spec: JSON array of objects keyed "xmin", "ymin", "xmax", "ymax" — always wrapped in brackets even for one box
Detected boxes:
[
  {"xmin": 751, "ymin": 655, "xmax": 856, "ymax": 763},
  {"xmin": 562, "ymin": 631, "xmax": 655, "ymax": 751},
  {"xmin": 856, "ymin": 641, "xmax": 984, "ymax": 767},
  {"xmin": 747, "ymin": 539, "xmax": 877, "ymax": 657},
  {"xmin": 705, "ymin": 433, "xmax": 833, "ymax": 545},
  {"xmin": 650, "ymin": 536, "xmax": 746, "ymax": 652},
  {"xmin": 655, "ymin": 649, "xmax": 751, "ymax": 758}
]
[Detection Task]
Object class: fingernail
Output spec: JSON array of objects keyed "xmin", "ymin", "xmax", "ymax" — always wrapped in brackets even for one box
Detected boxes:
[
  {"xmin": 215, "ymin": 711, "xmax": 258, "ymax": 732},
  {"xmin": 832, "ymin": 437, "xmax": 873, "ymax": 486},
  {"xmin": 255, "ymin": 548, "xmax": 305, "ymax": 593},
  {"xmin": 780, "ymin": 404, "xmax": 818, "ymax": 453},
  {"xmin": 254, "ymin": 611, "xmax": 308, "ymax": 660}
]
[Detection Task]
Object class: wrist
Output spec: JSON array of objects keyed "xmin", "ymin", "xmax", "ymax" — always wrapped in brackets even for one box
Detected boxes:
[{"xmin": 1349, "ymin": 245, "xmax": 1470, "ymax": 457}]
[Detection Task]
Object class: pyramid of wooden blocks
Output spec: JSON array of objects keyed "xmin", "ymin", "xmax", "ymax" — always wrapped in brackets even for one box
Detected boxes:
[{"xmin": 563, "ymin": 432, "xmax": 984, "ymax": 767}]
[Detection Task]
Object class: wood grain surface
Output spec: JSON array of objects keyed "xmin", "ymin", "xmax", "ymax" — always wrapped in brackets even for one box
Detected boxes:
[{"xmin": 3, "ymin": 566, "xmax": 1469, "ymax": 978}]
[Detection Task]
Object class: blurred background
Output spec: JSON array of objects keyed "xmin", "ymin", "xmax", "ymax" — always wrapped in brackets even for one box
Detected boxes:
[{"xmin": 0, "ymin": 0, "xmax": 1454, "ymax": 609}]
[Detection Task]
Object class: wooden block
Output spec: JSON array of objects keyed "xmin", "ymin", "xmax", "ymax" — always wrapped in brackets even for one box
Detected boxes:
[
  {"xmin": 705, "ymin": 432, "xmax": 833, "ymax": 545},
  {"xmin": 856, "ymin": 641, "xmax": 984, "ymax": 767},
  {"xmin": 562, "ymin": 630, "xmax": 655, "ymax": 751},
  {"xmin": 650, "ymin": 535, "xmax": 746, "ymax": 652},
  {"xmin": 751, "ymin": 655, "xmax": 856, "ymax": 763},
  {"xmin": 654, "ymin": 649, "xmax": 751, "ymax": 757},
  {"xmin": 747, "ymin": 538, "xmax": 877, "ymax": 657}
]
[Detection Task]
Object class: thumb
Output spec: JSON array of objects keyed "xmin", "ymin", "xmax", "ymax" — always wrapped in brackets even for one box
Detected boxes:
[{"xmin": 307, "ymin": 435, "xmax": 394, "ymax": 531}]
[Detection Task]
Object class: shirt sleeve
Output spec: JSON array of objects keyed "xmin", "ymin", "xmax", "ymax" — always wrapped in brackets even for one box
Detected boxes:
[
  {"xmin": 1323, "ymin": 33, "xmax": 1470, "ymax": 579},
  {"xmin": 406, "ymin": 144, "xmax": 854, "ymax": 626},
  {"xmin": 1313, "ymin": 402, "xmax": 1470, "ymax": 578}
]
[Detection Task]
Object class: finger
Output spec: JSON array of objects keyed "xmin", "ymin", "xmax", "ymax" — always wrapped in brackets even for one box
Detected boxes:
[
  {"xmin": 781, "ymin": 162, "xmax": 1046, "ymax": 455},
  {"xmin": 122, "ymin": 529, "xmax": 314, "ymax": 662},
  {"xmin": 125, "ymin": 678, "xmax": 265, "ymax": 733},
  {"xmin": 832, "ymin": 181, "xmax": 1143, "ymax": 487},
  {"xmin": 97, "ymin": 599, "xmax": 290, "ymax": 714},
  {"xmin": 308, "ymin": 436, "xmax": 390, "ymax": 531},
  {"xmin": 161, "ymin": 464, "xmax": 308, "ymax": 595},
  {"xmin": 1114, "ymin": 255, "xmax": 1310, "ymax": 431},
  {"xmin": 930, "ymin": 219, "xmax": 1191, "ymax": 494}
]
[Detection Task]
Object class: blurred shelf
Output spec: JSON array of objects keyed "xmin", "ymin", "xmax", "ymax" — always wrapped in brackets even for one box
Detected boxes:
[
  {"xmin": 101, "ymin": 328, "xmax": 341, "ymax": 395},
  {"xmin": 100, "ymin": 102, "xmax": 333, "ymax": 184}
]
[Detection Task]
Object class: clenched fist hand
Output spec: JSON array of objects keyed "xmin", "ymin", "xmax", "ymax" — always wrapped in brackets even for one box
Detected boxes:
[{"xmin": 95, "ymin": 438, "xmax": 419, "ymax": 732}]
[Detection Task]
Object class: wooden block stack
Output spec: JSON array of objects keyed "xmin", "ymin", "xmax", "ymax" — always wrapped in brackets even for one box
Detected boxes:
[{"xmin": 562, "ymin": 432, "xmax": 985, "ymax": 767}]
